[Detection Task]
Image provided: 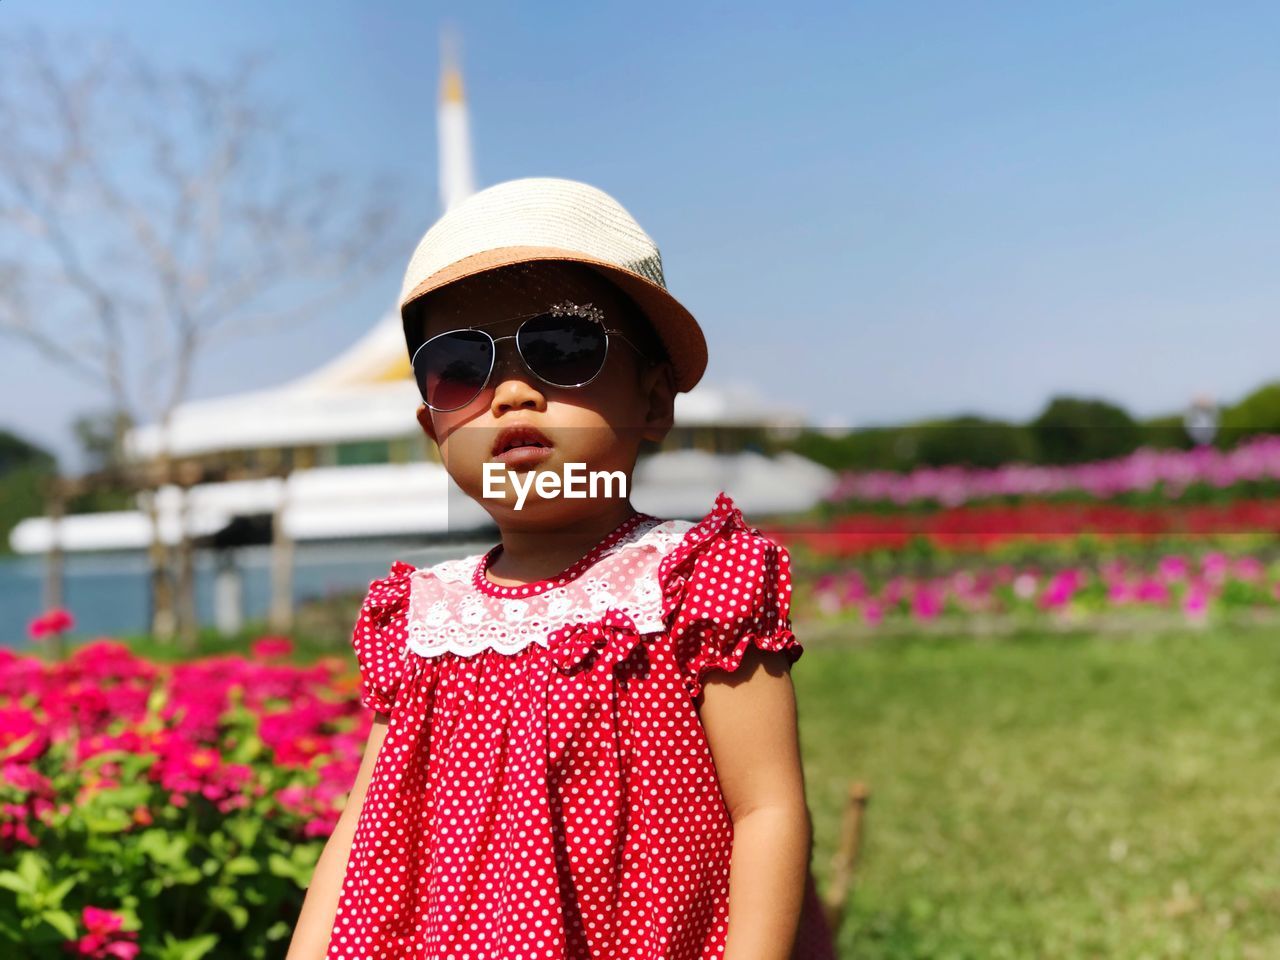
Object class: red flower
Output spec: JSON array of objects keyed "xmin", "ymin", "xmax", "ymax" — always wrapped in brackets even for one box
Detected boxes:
[
  {"xmin": 28, "ymin": 607, "xmax": 75, "ymax": 641},
  {"xmin": 250, "ymin": 635, "xmax": 294, "ymax": 660},
  {"xmin": 0, "ymin": 707, "xmax": 50, "ymax": 764},
  {"xmin": 64, "ymin": 906, "xmax": 138, "ymax": 959}
]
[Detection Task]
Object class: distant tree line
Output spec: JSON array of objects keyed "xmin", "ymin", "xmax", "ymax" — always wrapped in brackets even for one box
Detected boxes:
[
  {"xmin": 0, "ymin": 417, "xmax": 131, "ymax": 555},
  {"xmin": 5, "ymin": 381, "xmax": 1280, "ymax": 551},
  {"xmin": 0, "ymin": 430, "xmax": 53, "ymax": 554},
  {"xmin": 785, "ymin": 381, "xmax": 1280, "ymax": 473}
]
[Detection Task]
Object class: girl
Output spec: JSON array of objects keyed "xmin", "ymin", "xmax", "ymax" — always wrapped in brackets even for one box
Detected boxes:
[{"xmin": 287, "ymin": 178, "xmax": 838, "ymax": 960}]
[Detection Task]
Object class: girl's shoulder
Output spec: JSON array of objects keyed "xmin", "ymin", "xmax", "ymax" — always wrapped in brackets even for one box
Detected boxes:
[{"xmin": 654, "ymin": 491, "xmax": 802, "ymax": 700}]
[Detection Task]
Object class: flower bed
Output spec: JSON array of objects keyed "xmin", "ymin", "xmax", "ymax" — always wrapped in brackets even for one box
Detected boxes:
[
  {"xmin": 0, "ymin": 637, "xmax": 364, "ymax": 958},
  {"xmin": 825, "ymin": 434, "xmax": 1280, "ymax": 508},
  {"xmin": 769, "ymin": 498, "xmax": 1280, "ymax": 558},
  {"xmin": 806, "ymin": 552, "xmax": 1280, "ymax": 628}
]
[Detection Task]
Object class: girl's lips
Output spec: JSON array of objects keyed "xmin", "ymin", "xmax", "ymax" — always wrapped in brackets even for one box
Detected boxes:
[
  {"xmin": 491, "ymin": 445, "xmax": 554, "ymax": 469},
  {"xmin": 491, "ymin": 424, "xmax": 555, "ymax": 456}
]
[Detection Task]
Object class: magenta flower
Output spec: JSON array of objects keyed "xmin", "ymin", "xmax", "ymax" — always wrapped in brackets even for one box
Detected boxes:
[
  {"xmin": 1202, "ymin": 552, "xmax": 1229, "ymax": 585},
  {"xmin": 1157, "ymin": 555, "xmax": 1189, "ymax": 583},
  {"xmin": 1231, "ymin": 556, "xmax": 1264, "ymax": 582},
  {"xmin": 65, "ymin": 906, "xmax": 138, "ymax": 959},
  {"xmin": 1133, "ymin": 578, "xmax": 1171, "ymax": 605},
  {"xmin": 0, "ymin": 760, "xmax": 55, "ymax": 850},
  {"xmin": 0, "ymin": 707, "xmax": 50, "ymax": 764},
  {"xmin": 250, "ymin": 635, "xmax": 295, "ymax": 660},
  {"xmin": 28, "ymin": 607, "xmax": 75, "ymax": 641},
  {"xmin": 862, "ymin": 600, "xmax": 884, "ymax": 627},
  {"xmin": 912, "ymin": 588, "xmax": 943, "ymax": 621},
  {"xmin": 1183, "ymin": 583, "xmax": 1210, "ymax": 621},
  {"xmin": 1039, "ymin": 569, "xmax": 1085, "ymax": 609}
]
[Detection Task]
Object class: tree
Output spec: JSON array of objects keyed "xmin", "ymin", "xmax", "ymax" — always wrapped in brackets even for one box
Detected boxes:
[
  {"xmin": 1218, "ymin": 381, "xmax": 1280, "ymax": 447},
  {"xmin": 1029, "ymin": 396, "xmax": 1141, "ymax": 465},
  {"xmin": 0, "ymin": 28, "xmax": 409, "ymax": 641},
  {"xmin": 0, "ymin": 428, "xmax": 55, "ymax": 555}
]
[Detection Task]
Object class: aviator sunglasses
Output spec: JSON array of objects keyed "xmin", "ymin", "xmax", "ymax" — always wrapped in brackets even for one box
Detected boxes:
[{"xmin": 410, "ymin": 301, "xmax": 654, "ymax": 412}]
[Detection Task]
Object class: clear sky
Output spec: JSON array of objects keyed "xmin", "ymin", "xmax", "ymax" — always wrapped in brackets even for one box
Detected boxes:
[{"xmin": 2, "ymin": 0, "xmax": 1278, "ymax": 464}]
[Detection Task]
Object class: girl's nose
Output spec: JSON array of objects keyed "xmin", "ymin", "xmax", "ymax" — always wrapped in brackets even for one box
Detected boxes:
[{"xmin": 490, "ymin": 339, "xmax": 530, "ymax": 381}]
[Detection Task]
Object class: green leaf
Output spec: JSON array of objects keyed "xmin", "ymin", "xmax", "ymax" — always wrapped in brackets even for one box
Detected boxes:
[
  {"xmin": 0, "ymin": 873, "xmax": 31, "ymax": 896},
  {"xmin": 226, "ymin": 817, "xmax": 261, "ymax": 849},
  {"xmin": 83, "ymin": 810, "xmax": 132, "ymax": 833},
  {"xmin": 15, "ymin": 854, "xmax": 44, "ymax": 890},
  {"xmin": 159, "ymin": 932, "xmax": 219, "ymax": 960},
  {"xmin": 171, "ymin": 867, "xmax": 203, "ymax": 886},
  {"xmin": 266, "ymin": 853, "xmax": 298, "ymax": 880},
  {"xmin": 97, "ymin": 784, "xmax": 152, "ymax": 808},
  {"xmin": 43, "ymin": 877, "xmax": 76, "ymax": 907},
  {"xmin": 138, "ymin": 829, "xmax": 190, "ymax": 866},
  {"xmin": 224, "ymin": 856, "xmax": 260, "ymax": 877},
  {"xmin": 41, "ymin": 909, "xmax": 76, "ymax": 940}
]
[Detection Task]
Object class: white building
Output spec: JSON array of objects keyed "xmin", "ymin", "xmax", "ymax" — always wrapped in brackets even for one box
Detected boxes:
[{"xmin": 11, "ymin": 44, "xmax": 832, "ymax": 557}]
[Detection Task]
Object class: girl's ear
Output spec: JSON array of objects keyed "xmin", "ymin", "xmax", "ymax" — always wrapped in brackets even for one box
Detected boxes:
[
  {"xmin": 415, "ymin": 404, "xmax": 438, "ymax": 444},
  {"xmin": 639, "ymin": 360, "xmax": 677, "ymax": 444}
]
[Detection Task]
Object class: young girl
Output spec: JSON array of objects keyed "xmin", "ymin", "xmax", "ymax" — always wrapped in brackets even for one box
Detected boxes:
[{"xmin": 288, "ymin": 178, "xmax": 838, "ymax": 960}]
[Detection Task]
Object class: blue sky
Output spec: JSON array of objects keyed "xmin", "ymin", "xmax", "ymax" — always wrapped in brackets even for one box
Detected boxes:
[{"xmin": 3, "ymin": 0, "xmax": 1278, "ymax": 464}]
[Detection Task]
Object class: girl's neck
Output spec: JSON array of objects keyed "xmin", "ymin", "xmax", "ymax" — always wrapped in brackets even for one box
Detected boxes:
[{"xmin": 483, "ymin": 502, "xmax": 644, "ymax": 588}]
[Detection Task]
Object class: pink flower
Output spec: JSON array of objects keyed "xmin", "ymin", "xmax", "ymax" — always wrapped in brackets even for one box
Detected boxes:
[
  {"xmin": 28, "ymin": 607, "xmax": 75, "ymax": 641},
  {"xmin": 912, "ymin": 587, "xmax": 943, "ymax": 621},
  {"xmin": 1183, "ymin": 583, "xmax": 1210, "ymax": 622},
  {"xmin": 81, "ymin": 908, "xmax": 123, "ymax": 935},
  {"xmin": 0, "ymin": 708, "xmax": 50, "ymax": 764},
  {"xmin": 1039, "ymin": 569, "xmax": 1084, "ymax": 609},
  {"xmin": 64, "ymin": 906, "xmax": 138, "ymax": 959},
  {"xmin": 251, "ymin": 635, "xmax": 294, "ymax": 660},
  {"xmin": 1231, "ymin": 556, "xmax": 1264, "ymax": 582},
  {"xmin": 1202, "ymin": 552, "xmax": 1229, "ymax": 585},
  {"xmin": 1134, "ymin": 578, "xmax": 1170, "ymax": 605}
]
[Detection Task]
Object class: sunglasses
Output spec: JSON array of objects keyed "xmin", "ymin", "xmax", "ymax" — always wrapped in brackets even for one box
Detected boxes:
[{"xmin": 410, "ymin": 301, "xmax": 653, "ymax": 412}]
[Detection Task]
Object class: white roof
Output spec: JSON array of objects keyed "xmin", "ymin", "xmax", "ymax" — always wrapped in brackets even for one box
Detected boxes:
[
  {"xmin": 127, "ymin": 324, "xmax": 806, "ymax": 459},
  {"xmin": 10, "ymin": 452, "xmax": 835, "ymax": 553}
]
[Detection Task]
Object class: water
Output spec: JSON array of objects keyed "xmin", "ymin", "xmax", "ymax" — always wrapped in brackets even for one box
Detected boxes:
[{"xmin": 0, "ymin": 540, "xmax": 492, "ymax": 647}]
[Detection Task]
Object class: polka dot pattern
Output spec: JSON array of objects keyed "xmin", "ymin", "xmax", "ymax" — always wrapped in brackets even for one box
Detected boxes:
[{"xmin": 329, "ymin": 491, "xmax": 838, "ymax": 959}]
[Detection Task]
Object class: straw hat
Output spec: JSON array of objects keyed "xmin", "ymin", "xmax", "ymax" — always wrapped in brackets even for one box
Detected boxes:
[{"xmin": 398, "ymin": 177, "xmax": 707, "ymax": 393}]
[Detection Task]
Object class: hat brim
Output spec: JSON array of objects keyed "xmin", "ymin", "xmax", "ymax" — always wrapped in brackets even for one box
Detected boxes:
[{"xmin": 399, "ymin": 246, "xmax": 707, "ymax": 394}]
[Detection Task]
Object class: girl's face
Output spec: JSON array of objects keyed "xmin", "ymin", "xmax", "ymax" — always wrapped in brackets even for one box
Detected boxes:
[{"xmin": 412, "ymin": 263, "xmax": 676, "ymax": 524}]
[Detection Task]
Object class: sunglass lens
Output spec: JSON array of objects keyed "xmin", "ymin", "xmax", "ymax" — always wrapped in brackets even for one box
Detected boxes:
[
  {"xmin": 413, "ymin": 330, "xmax": 493, "ymax": 410},
  {"xmin": 518, "ymin": 314, "xmax": 608, "ymax": 387}
]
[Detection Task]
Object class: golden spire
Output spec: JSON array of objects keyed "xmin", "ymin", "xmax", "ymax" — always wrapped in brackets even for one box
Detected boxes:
[
  {"xmin": 441, "ymin": 65, "xmax": 465, "ymax": 104},
  {"xmin": 440, "ymin": 24, "xmax": 465, "ymax": 104}
]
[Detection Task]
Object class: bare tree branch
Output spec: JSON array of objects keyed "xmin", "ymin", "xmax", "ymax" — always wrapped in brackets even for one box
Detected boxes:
[{"xmin": 0, "ymin": 26, "xmax": 410, "ymax": 447}]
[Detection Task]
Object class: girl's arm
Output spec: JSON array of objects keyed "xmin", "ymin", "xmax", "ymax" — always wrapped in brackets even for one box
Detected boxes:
[
  {"xmin": 285, "ymin": 713, "xmax": 390, "ymax": 960},
  {"xmin": 699, "ymin": 647, "xmax": 811, "ymax": 960}
]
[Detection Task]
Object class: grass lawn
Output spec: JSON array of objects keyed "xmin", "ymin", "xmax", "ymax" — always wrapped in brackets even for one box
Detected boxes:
[{"xmin": 795, "ymin": 622, "xmax": 1280, "ymax": 959}]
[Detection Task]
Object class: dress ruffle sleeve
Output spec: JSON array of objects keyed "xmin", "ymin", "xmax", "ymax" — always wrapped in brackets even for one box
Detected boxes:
[
  {"xmin": 659, "ymin": 491, "xmax": 803, "ymax": 701},
  {"xmin": 351, "ymin": 561, "xmax": 415, "ymax": 715}
]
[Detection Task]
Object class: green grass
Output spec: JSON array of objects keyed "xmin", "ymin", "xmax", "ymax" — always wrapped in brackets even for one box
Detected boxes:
[{"xmin": 795, "ymin": 623, "xmax": 1280, "ymax": 959}]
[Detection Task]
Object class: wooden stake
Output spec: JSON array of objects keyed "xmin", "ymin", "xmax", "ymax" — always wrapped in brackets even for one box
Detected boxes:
[{"xmin": 822, "ymin": 779, "xmax": 870, "ymax": 936}]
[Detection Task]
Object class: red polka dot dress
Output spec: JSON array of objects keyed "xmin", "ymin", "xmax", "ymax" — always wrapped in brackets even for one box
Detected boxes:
[{"xmin": 328, "ymin": 491, "xmax": 838, "ymax": 959}]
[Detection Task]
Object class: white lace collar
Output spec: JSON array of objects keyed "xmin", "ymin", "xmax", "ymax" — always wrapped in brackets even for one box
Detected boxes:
[{"xmin": 404, "ymin": 517, "xmax": 695, "ymax": 659}]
